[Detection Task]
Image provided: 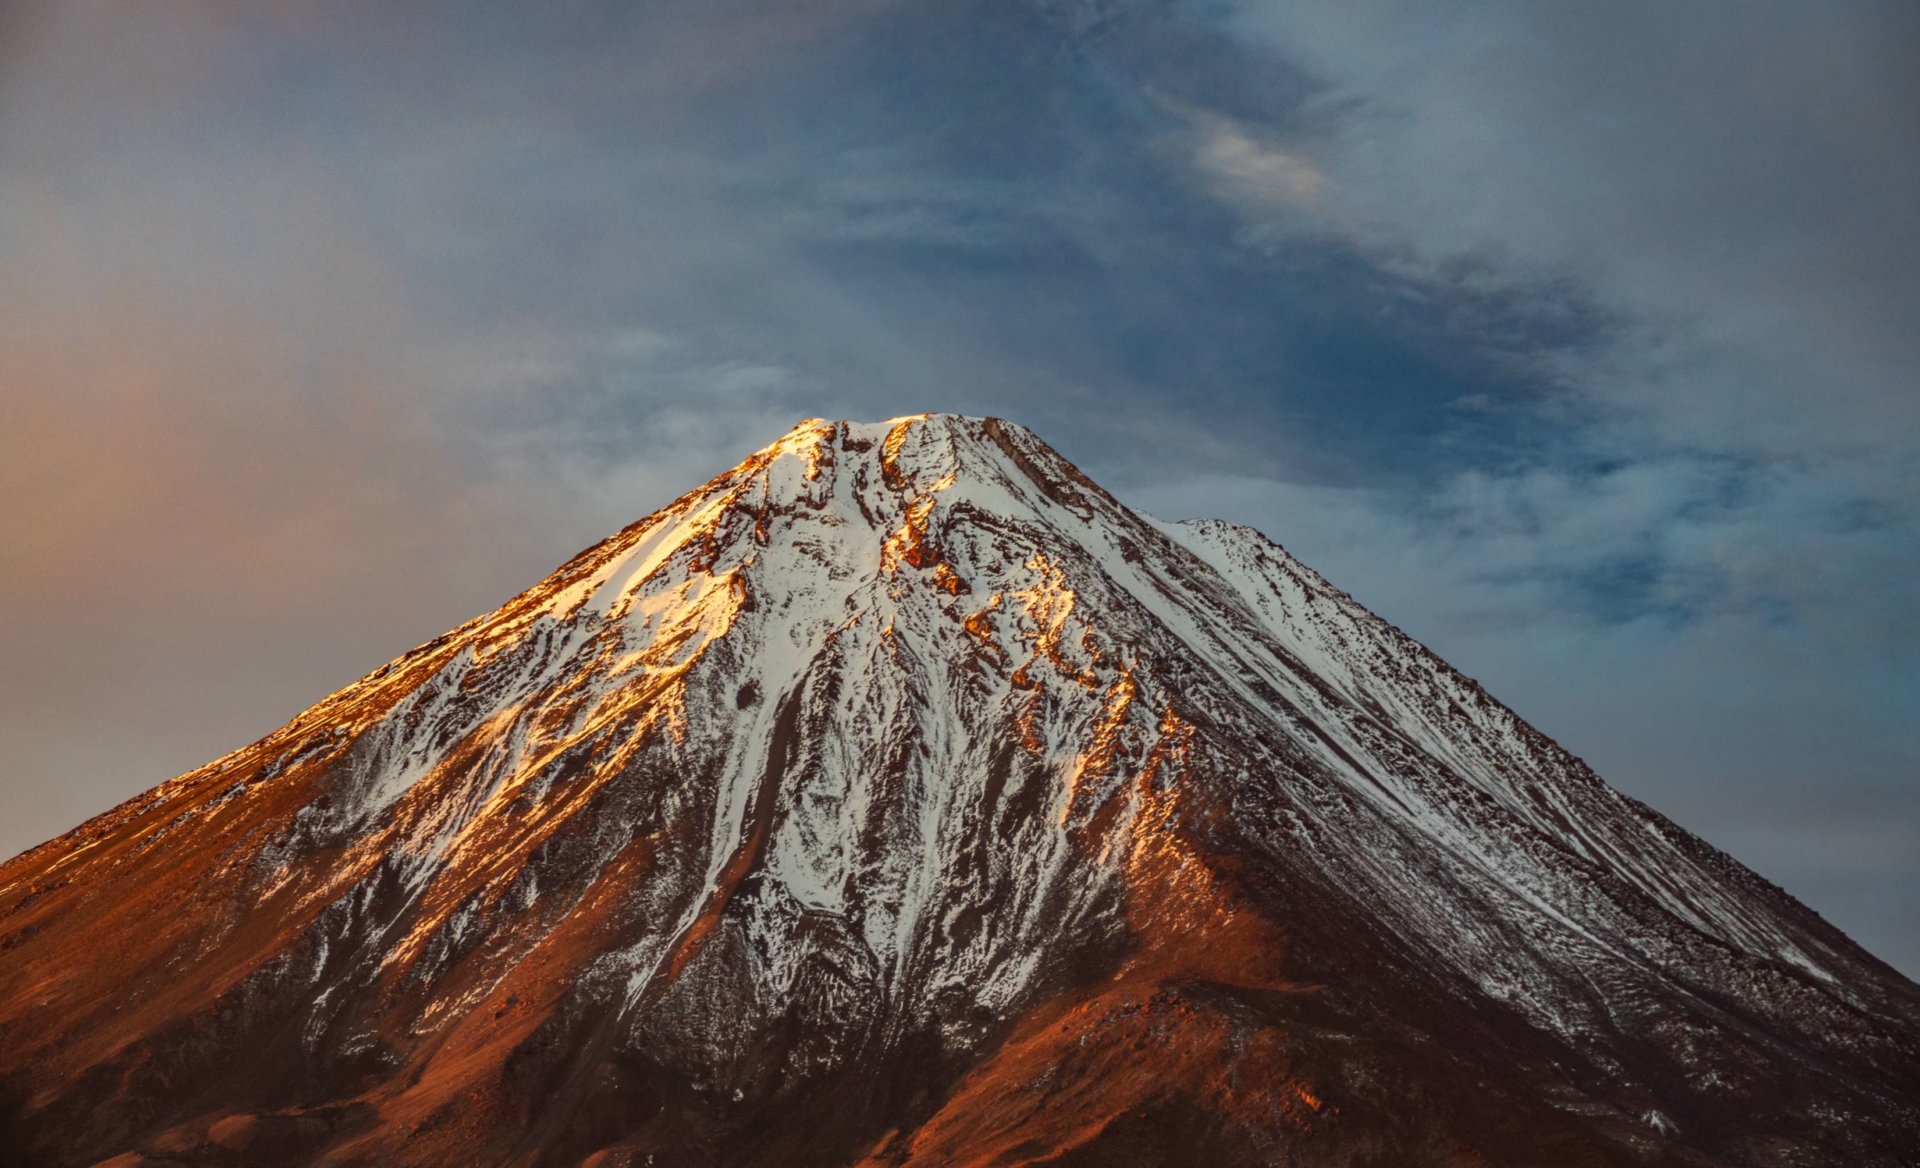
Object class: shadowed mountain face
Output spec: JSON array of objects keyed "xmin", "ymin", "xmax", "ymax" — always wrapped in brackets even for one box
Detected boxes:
[{"xmin": 1, "ymin": 415, "xmax": 1915, "ymax": 1168}]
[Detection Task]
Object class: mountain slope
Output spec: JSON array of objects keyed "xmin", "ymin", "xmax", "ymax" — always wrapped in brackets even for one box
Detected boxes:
[{"xmin": 2, "ymin": 414, "xmax": 1915, "ymax": 1168}]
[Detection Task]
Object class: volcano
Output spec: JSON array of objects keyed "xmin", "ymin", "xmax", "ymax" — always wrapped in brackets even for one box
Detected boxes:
[{"xmin": 2, "ymin": 415, "xmax": 1916, "ymax": 1167}]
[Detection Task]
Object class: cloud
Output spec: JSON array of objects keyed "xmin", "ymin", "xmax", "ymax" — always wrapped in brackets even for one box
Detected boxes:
[
  {"xmin": 1225, "ymin": 0, "xmax": 1920, "ymax": 442},
  {"xmin": 0, "ymin": 16, "xmax": 594, "ymax": 858},
  {"xmin": 1176, "ymin": 102, "xmax": 1326, "ymax": 210}
]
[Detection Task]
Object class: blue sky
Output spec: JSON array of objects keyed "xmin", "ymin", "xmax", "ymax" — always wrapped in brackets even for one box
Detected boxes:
[{"xmin": 2, "ymin": 0, "xmax": 1915, "ymax": 973}]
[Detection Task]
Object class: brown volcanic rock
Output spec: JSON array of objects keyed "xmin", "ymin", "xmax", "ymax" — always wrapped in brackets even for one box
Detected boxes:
[
  {"xmin": 205, "ymin": 1114, "xmax": 330, "ymax": 1156},
  {"xmin": 1, "ymin": 415, "xmax": 1917, "ymax": 1167}
]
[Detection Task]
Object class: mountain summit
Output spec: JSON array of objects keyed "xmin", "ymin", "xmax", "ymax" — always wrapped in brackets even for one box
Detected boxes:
[{"xmin": 3, "ymin": 415, "xmax": 1916, "ymax": 1167}]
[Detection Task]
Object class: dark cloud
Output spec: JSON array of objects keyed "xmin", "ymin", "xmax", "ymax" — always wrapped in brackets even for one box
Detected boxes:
[{"xmin": 1230, "ymin": 0, "xmax": 1920, "ymax": 432}]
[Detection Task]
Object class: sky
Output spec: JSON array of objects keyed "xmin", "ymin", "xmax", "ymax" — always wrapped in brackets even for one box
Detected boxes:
[{"xmin": 1, "ymin": 1, "xmax": 1915, "ymax": 974}]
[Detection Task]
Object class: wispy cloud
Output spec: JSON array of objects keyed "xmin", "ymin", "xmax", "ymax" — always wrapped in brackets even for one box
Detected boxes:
[{"xmin": 1178, "ymin": 103, "xmax": 1326, "ymax": 210}]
